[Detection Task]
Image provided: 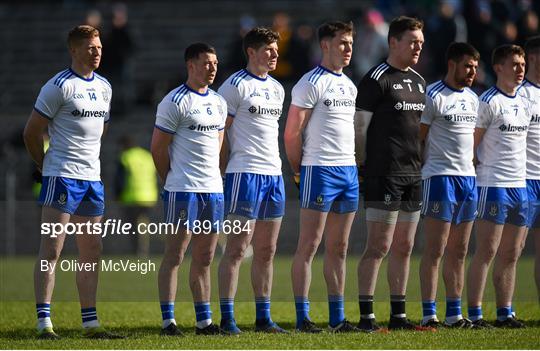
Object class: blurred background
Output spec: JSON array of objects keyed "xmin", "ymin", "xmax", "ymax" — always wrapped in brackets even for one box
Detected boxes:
[{"xmin": 0, "ymin": 0, "xmax": 538, "ymax": 256}]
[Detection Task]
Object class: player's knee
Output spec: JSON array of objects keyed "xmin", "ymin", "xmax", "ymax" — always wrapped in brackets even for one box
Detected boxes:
[
  {"xmin": 446, "ymin": 244, "xmax": 468, "ymax": 262},
  {"xmin": 327, "ymin": 241, "xmax": 348, "ymax": 260},
  {"xmin": 254, "ymin": 244, "xmax": 276, "ymax": 264},
  {"xmin": 40, "ymin": 247, "xmax": 62, "ymax": 263},
  {"xmin": 497, "ymin": 246, "xmax": 522, "ymax": 264},
  {"xmin": 424, "ymin": 246, "xmax": 444, "ymax": 263},
  {"xmin": 364, "ymin": 242, "xmax": 390, "ymax": 260},
  {"xmin": 296, "ymin": 240, "xmax": 321, "ymax": 259},
  {"xmin": 163, "ymin": 252, "xmax": 184, "ymax": 267},
  {"xmin": 476, "ymin": 244, "xmax": 498, "ymax": 261},
  {"xmin": 193, "ymin": 250, "xmax": 215, "ymax": 267},
  {"xmin": 226, "ymin": 245, "xmax": 247, "ymax": 263},
  {"xmin": 391, "ymin": 239, "xmax": 414, "ymax": 258},
  {"xmin": 81, "ymin": 240, "xmax": 103, "ymax": 259}
]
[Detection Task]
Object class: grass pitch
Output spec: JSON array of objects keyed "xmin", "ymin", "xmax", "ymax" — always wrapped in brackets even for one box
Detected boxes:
[{"xmin": 1, "ymin": 255, "xmax": 539, "ymax": 349}]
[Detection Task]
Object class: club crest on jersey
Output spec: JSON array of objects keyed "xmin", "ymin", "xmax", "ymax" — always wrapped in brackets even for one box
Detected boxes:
[
  {"xmin": 489, "ymin": 204, "xmax": 498, "ymax": 217},
  {"xmin": 431, "ymin": 202, "xmax": 440, "ymax": 214},
  {"xmin": 217, "ymin": 104, "xmax": 224, "ymax": 115},
  {"xmin": 384, "ymin": 194, "xmax": 392, "ymax": 206},
  {"xmin": 57, "ymin": 193, "xmax": 67, "ymax": 206},
  {"xmin": 418, "ymin": 84, "xmax": 424, "ymax": 93},
  {"xmin": 349, "ymin": 87, "xmax": 355, "ymax": 96},
  {"xmin": 102, "ymin": 90, "xmax": 109, "ymax": 103}
]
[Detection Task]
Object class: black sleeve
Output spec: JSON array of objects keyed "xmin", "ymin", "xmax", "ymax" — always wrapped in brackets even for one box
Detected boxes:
[{"xmin": 356, "ymin": 74, "xmax": 384, "ymax": 112}]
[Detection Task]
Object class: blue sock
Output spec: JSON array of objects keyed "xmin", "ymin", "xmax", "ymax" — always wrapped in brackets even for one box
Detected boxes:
[
  {"xmin": 36, "ymin": 303, "xmax": 52, "ymax": 330},
  {"xmin": 255, "ymin": 296, "xmax": 271, "ymax": 325},
  {"xmin": 194, "ymin": 302, "xmax": 212, "ymax": 329},
  {"xmin": 497, "ymin": 306, "xmax": 512, "ymax": 321},
  {"xmin": 220, "ymin": 298, "xmax": 234, "ymax": 322},
  {"xmin": 328, "ymin": 295, "xmax": 345, "ymax": 327},
  {"xmin": 295, "ymin": 296, "xmax": 310, "ymax": 328},
  {"xmin": 445, "ymin": 298, "xmax": 462, "ymax": 324},
  {"xmin": 468, "ymin": 306, "xmax": 483, "ymax": 322},
  {"xmin": 81, "ymin": 307, "xmax": 99, "ymax": 328},
  {"xmin": 422, "ymin": 300, "xmax": 437, "ymax": 323},
  {"xmin": 36, "ymin": 303, "xmax": 51, "ymax": 320},
  {"xmin": 161, "ymin": 302, "xmax": 175, "ymax": 327}
]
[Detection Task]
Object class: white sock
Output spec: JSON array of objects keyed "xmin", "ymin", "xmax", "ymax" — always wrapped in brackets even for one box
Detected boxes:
[
  {"xmin": 422, "ymin": 315, "xmax": 438, "ymax": 325},
  {"xmin": 445, "ymin": 314, "xmax": 462, "ymax": 324},
  {"xmin": 82, "ymin": 319, "xmax": 100, "ymax": 329},
  {"xmin": 37, "ymin": 317, "xmax": 52, "ymax": 331},
  {"xmin": 162, "ymin": 318, "xmax": 176, "ymax": 329},
  {"xmin": 196, "ymin": 319, "xmax": 212, "ymax": 329}
]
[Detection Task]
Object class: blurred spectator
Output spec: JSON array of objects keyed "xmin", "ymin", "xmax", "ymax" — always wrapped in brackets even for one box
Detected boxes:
[
  {"xmin": 289, "ymin": 23, "xmax": 317, "ymax": 81},
  {"xmin": 517, "ymin": 9, "xmax": 539, "ymax": 45},
  {"xmin": 100, "ymin": 3, "xmax": 135, "ymax": 116},
  {"xmin": 223, "ymin": 15, "xmax": 255, "ymax": 79},
  {"xmin": 271, "ymin": 12, "xmax": 295, "ymax": 82},
  {"xmin": 425, "ymin": 0, "xmax": 466, "ymax": 79},
  {"xmin": 115, "ymin": 135, "xmax": 158, "ymax": 257},
  {"xmin": 352, "ymin": 8, "xmax": 388, "ymax": 81},
  {"xmin": 85, "ymin": 9, "xmax": 102, "ymax": 31}
]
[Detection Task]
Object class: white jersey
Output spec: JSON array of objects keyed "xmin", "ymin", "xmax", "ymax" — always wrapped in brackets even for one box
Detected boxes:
[
  {"xmin": 34, "ymin": 68, "xmax": 111, "ymax": 181},
  {"xmin": 421, "ymin": 80, "xmax": 478, "ymax": 179},
  {"xmin": 291, "ymin": 65, "xmax": 357, "ymax": 166},
  {"xmin": 155, "ymin": 84, "xmax": 227, "ymax": 193},
  {"xmin": 519, "ymin": 79, "xmax": 540, "ymax": 180},
  {"xmin": 218, "ymin": 69, "xmax": 284, "ymax": 175},
  {"xmin": 476, "ymin": 86, "xmax": 530, "ymax": 187}
]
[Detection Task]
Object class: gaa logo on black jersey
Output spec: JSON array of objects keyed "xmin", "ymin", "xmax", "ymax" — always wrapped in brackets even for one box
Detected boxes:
[
  {"xmin": 498, "ymin": 124, "xmax": 528, "ymax": 132},
  {"xmin": 394, "ymin": 101, "xmax": 425, "ymax": 111}
]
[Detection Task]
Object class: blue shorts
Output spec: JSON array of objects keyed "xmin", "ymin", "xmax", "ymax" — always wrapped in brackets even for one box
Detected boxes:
[
  {"xmin": 163, "ymin": 191, "xmax": 224, "ymax": 232},
  {"xmin": 477, "ymin": 186, "xmax": 528, "ymax": 226},
  {"xmin": 224, "ymin": 173, "xmax": 285, "ymax": 220},
  {"xmin": 38, "ymin": 176, "xmax": 105, "ymax": 216},
  {"xmin": 527, "ymin": 179, "xmax": 540, "ymax": 228},
  {"xmin": 300, "ymin": 165, "xmax": 359, "ymax": 213},
  {"xmin": 420, "ymin": 176, "xmax": 477, "ymax": 224}
]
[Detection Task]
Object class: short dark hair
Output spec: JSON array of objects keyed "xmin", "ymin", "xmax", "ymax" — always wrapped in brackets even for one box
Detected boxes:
[
  {"xmin": 242, "ymin": 27, "xmax": 280, "ymax": 59},
  {"xmin": 184, "ymin": 42, "xmax": 217, "ymax": 62},
  {"xmin": 388, "ymin": 16, "xmax": 423, "ymax": 42},
  {"xmin": 491, "ymin": 44, "xmax": 525, "ymax": 66},
  {"xmin": 67, "ymin": 25, "xmax": 100, "ymax": 48},
  {"xmin": 446, "ymin": 42, "xmax": 480, "ymax": 63},
  {"xmin": 317, "ymin": 21, "xmax": 355, "ymax": 42},
  {"xmin": 525, "ymin": 35, "xmax": 540, "ymax": 56}
]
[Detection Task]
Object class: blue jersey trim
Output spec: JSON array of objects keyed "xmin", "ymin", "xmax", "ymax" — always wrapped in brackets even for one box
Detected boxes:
[
  {"xmin": 172, "ymin": 85, "xmax": 188, "ymax": 104},
  {"xmin": 155, "ymin": 124, "xmax": 176, "ymax": 134},
  {"xmin": 308, "ymin": 67, "xmax": 324, "ymax": 84},
  {"xmin": 427, "ymin": 80, "xmax": 445, "ymax": 99},
  {"xmin": 54, "ymin": 69, "xmax": 73, "ymax": 88},
  {"xmin": 184, "ymin": 83, "xmax": 209, "ymax": 96},
  {"xmin": 95, "ymin": 73, "xmax": 111, "ymax": 88},
  {"xmin": 232, "ymin": 70, "xmax": 248, "ymax": 87},
  {"xmin": 69, "ymin": 68, "xmax": 95, "ymax": 82},
  {"xmin": 318, "ymin": 65, "xmax": 342, "ymax": 77},
  {"xmin": 494, "ymin": 86, "xmax": 517, "ymax": 99},
  {"xmin": 524, "ymin": 78, "xmax": 540, "ymax": 89},
  {"xmin": 244, "ymin": 69, "xmax": 268, "ymax": 81},
  {"xmin": 442, "ymin": 80, "xmax": 464, "ymax": 93},
  {"xmin": 481, "ymin": 87, "xmax": 498, "ymax": 103},
  {"xmin": 33, "ymin": 107, "xmax": 53, "ymax": 120}
]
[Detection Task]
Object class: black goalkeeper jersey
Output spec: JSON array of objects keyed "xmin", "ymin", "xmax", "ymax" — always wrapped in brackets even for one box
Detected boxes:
[{"xmin": 356, "ymin": 62, "xmax": 426, "ymax": 177}]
